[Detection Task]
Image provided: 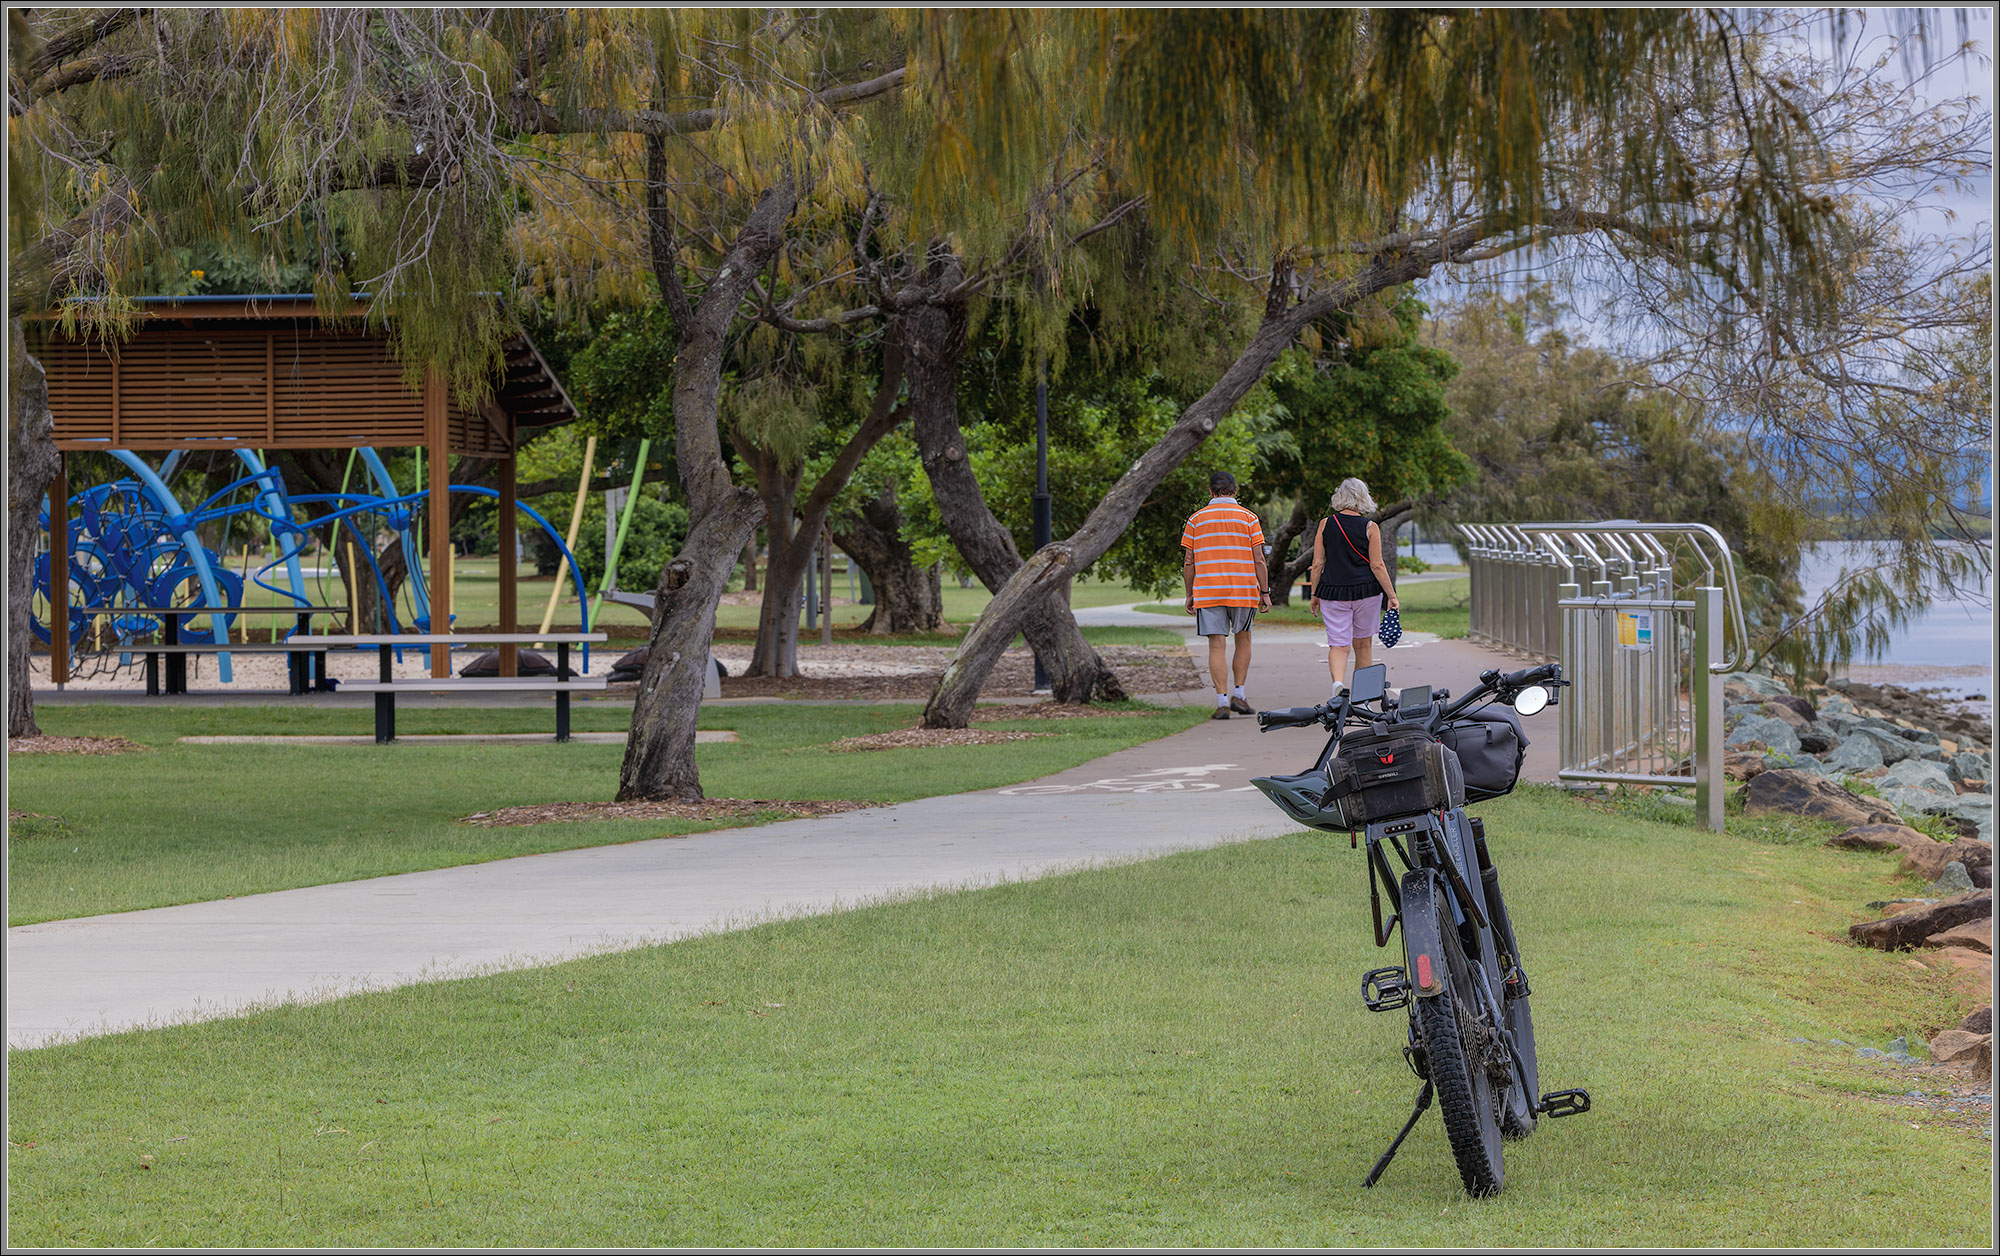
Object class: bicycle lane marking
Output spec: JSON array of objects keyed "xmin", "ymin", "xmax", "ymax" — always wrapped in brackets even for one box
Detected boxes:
[{"xmin": 997, "ymin": 764, "xmax": 1267, "ymax": 796}]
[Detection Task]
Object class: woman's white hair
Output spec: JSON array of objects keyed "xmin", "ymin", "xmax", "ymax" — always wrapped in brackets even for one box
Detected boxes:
[{"xmin": 1328, "ymin": 477, "xmax": 1378, "ymax": 515}]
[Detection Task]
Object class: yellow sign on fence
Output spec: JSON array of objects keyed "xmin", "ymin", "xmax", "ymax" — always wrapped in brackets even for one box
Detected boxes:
[{"xmin": 1617, "ymin": 609, "xmax": 1654, "ymax": 651}]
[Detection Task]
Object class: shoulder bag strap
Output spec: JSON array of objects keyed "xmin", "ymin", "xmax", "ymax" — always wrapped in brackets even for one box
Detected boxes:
[{"xmin": 1335, "ymin": 514, "xmax": 1370, "ymax": 562}]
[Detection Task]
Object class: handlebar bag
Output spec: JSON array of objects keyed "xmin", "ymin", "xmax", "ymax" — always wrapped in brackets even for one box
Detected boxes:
[
  {"xmin": 1439, "ymin": 707, "xmax": 1529, "ymax": 802},
  {"xmin": 1325, "ymin": 731, "xmax": 1465, "ymax": 822}
]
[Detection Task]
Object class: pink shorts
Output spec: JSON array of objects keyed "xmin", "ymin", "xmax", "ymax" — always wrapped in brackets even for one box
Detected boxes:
[{"xmin": 1320, "ymin": 594, "xmax": 1382, "ymax": 648}]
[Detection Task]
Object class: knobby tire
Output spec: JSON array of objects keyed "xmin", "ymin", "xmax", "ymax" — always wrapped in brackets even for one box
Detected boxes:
[
  {"xmin": 1409, "ymin": 877, "xmax": 1506, "ymax": 1196},
  {"xmin": 1485, "ymin": 872, "xmax": 1540, "ymax": 1139}
]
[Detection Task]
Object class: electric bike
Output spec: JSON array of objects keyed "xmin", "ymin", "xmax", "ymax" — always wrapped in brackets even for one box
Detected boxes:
[{"xmin": 1251, "ymin": 661, "xmax": 1590, "ymax": 1195}]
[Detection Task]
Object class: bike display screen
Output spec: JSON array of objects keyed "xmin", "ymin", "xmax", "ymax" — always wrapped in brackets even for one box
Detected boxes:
[
  {"xmin": 1350, "ymin": 663, "xmax": 1387, "ymax": 703},
  {"xmin": 1398, "ymin": 685, "xmax": 1432, "ymax": 711}
]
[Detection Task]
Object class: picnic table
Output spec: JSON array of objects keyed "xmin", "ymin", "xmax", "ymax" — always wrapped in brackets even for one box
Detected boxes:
[
  {"xmin": 287, "ymin": 632, "xmax": 609, "ymax": 743},
  {"xmin": 71, "ymin": 605, "xmax": 349, "ymax": 695}
]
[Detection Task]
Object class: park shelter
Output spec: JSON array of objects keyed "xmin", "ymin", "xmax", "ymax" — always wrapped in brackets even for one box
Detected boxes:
[{"xmin": 31, "ymin": 293, "xmax": 578, "ymax": 679}]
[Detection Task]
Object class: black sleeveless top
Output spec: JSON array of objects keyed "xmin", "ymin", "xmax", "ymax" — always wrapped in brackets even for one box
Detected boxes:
[{"xmin": 1315, "ymin": 513, "xmax": 1380, "ymax": 600}]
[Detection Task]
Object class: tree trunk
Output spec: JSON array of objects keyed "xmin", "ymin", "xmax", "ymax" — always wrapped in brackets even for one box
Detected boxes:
[
  {"xmin": 904, "ymin": 293, "xmax": 1125, "ymax": 706},
  {"xmin": 619, "ymin": 168, "xmax": 795, "ymax": 802},
  {"xmin": 832, "ymin": 483, "xmax": 944, "ymax": 634},
  {"xmin": 8, "ymin": 319, "xmax": 60, "ymax": 737},
  {"xmin": 923, "ymin": 245, "xmax": 1446, "ymax": 728},
  {"xmin": 746, "ymin": 445, "xmax": 802, "ymax": 677},
  {"xmin": 1267, "ymin": 499, "xmax": 1314, "ymax": 606},
  {"xmin": 746, "ymin": 336, "xmax": 909, "ymax": 676},
  {"xmin": 1377, "ymin": 501, "xmax": 1414, "ymax": 584},
  {"xmin": 741, "ymin": 537, "xmax": 758, "ymax": 592}
]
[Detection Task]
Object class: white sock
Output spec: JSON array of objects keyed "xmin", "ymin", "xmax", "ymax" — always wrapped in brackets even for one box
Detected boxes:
[
  {"xmin": 1231, "ymin": 685, "xmax": 1247, "ymax": 700},
  {"xmin": 1216, "ymin": 693, "xmax": 1231, "ymax": 707}
]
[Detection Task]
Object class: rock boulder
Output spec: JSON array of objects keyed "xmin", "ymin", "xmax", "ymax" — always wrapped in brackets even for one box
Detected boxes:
[
  {"xmin": 1767, "ymin": 694, "xmax": 1817, "ymax": 722},
  {"xmin": 1949, "ymin": 751, "xmax": 1991, "ymax": 785},
  {"xmin": 1724, "ymin": 671, "xmax": 1789, "ymax": 698},
  {"xmin": 1880, "ymin": 759, "xmax": 1956, "ymax": 797},
  {"xmin": 1827, "ymin": 823, "xmax": 1925, "ymax": 853},
  {"xmin": 1849, "ymin": 889, "xmax": 1991, "ymax": 951},
  {"xmin": 1925, "ymin": 916, "xmax": 1992, "ymax": 954},
  {"xmin": 1729, "ymin": 716, "xmax": 1802, "ymax": 756},
  {"xmin": 1821, "ymin": 734, "xmax": 1886, "ymax": 776},
  {"xmin": 1759, "ymin": 701, "xmax": 1811, "ymax": 730},
  {"xmin": 1854, "ymin": 727, "xmax": 1919, "ymax": 766},
  {"xmin": 1962, "ymin": 1006, "xmax": 1993, "ymax": 1035},
  {"xmin": 1926, "ymin": 1029, "xmax": 1993, "ymax": 1080},
  {"xmin": 1745, "ymin": 769, "xmax": 1900, "ymax": 827}
]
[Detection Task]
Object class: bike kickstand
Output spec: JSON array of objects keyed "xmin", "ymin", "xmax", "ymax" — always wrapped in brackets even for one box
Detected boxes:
[{"xmin": 1361, "ymin": 1079, "xmax": 1434, "ymax": 1189}]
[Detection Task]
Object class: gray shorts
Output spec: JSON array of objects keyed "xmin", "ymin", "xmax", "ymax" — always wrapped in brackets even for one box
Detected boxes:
[{"xmin": 1195, "ymin": 605, "xmax": 1256, "ymax": 637}]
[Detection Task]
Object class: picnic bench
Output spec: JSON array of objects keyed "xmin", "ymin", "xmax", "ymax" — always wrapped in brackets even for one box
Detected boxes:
[
  {"xmin": 71, "ymin": 605, "xmax": 348, "ymax": 696},
  {"xmin": 288, "ymin": 632, "xmax": 608, "ymax": 743}
]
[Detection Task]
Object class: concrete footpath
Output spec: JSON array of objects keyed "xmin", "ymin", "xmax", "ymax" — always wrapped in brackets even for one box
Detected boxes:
[{"xmin": 7, "ymin": 625, "xmax": 1553, "ymax": 1051}]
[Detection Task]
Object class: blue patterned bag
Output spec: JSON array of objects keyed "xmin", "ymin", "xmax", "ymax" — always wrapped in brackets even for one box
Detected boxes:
[{"xmin": 1378, "ymin": 605, "xmax": 1403, "ymax": 648}]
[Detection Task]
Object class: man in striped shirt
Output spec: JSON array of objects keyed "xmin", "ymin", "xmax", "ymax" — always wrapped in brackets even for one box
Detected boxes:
[{"xmin": 1180, "ymin": 471, "xmax": 1270, "ymax": 719}]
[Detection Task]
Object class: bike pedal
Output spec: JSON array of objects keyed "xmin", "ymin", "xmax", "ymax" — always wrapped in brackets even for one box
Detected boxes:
[
  {"xmin": 1361, "ymin": 966, "xmax": 1412, "ymax": 1012},
  {"xmin": 1538, "ymin": 1088, "xmax": 1591, "ymax": 1118},
  {"xmin": 1504, "ymin": 968, "xmax": 1532, "ymax": 1000}
]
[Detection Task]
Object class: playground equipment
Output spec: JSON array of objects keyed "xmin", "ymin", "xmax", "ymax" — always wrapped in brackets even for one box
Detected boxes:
[
  {"xmin": 32, "ymin": 292, "xmax": 592, "ymax": 687},
  {"xmin": 34, "ymin": 449, "xmax": 593, "ymax": 681}
]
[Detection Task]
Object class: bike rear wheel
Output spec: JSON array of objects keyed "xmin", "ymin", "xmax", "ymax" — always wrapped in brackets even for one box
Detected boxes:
[
  {"xmin": 1485, "ymin": 871, "xmax": 1540, "ymax": 1138},
  {"xmin": 1407, "ymin": 877, "xmax": 1505, "ymax": 1196}
]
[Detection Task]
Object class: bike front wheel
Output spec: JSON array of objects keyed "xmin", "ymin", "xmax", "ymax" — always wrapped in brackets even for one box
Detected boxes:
[{"xmin": 1406, "ymin": 875, "xmax": 1505, "ymax": 1196}]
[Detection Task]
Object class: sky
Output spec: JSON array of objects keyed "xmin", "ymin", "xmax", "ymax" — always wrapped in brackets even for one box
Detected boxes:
[{"xmin": 1413, "ymin": 7, "xmax": 1994, "ymax": 341}]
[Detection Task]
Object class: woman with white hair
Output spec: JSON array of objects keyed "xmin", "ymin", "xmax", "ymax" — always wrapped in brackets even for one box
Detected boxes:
[{"xmin": 1309, "ymin": 477, "xmax": 1401, "ymax": 694}]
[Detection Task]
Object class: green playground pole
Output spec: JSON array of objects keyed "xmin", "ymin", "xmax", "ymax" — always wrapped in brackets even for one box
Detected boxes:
[{"xmin": 589, "ymin": 437, "xmax": 651, "ymax": 627}]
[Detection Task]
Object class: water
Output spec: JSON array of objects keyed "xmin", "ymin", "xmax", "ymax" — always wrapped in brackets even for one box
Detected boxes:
[{"xmin": 1799, "ymin": 542, "xmax": 1993, "ymax": 704}]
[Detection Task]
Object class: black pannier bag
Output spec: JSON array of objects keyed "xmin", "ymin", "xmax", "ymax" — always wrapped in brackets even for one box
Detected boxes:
[
  {"xmin": 1323, "ymin": 725, "xmax": 1465, "ymax": 824},
  {"xmin": 1439, "ymin": 707, "xmax": 1530, "ymax": 802}
]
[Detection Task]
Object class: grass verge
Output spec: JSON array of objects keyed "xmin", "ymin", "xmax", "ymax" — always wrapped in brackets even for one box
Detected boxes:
[
  {"xmin": 1139, "ymin": 576, "xmax": 1470, "ymax": 639},
  {"xmin": 5, "ymin": 702, "xmax": 1203, "ymax": 925},
  {"xmin": 4, "ymin": 786, "xmax": 1986, "ymax": 1246}
]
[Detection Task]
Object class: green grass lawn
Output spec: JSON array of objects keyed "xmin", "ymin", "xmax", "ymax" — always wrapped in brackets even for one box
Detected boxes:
[
  {"xmin": 1138, "ymin": 576, "xmax": 1471, "ymax": 639},
  {"xmin": 5, "ymin": 787, "xmax": 1986, "ymax": 1247},
  {"xmin": 6, "ymin": 702, "xmax": 1203, "ymax": 926},
  {"xmin": 231, "ymin": 558, "xmax": 1159, "ymax": 637}
]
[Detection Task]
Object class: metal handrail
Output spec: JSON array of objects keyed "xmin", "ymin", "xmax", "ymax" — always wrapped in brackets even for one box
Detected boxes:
[{"xmin": 1518, "ymin": 523, "xmax": 1747, "ymax": 671}]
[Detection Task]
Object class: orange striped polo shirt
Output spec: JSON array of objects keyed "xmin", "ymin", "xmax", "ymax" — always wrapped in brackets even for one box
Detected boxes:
[{"xmin": 1181, "ymin": 497, "xmax": 1266, "ymax": 608}]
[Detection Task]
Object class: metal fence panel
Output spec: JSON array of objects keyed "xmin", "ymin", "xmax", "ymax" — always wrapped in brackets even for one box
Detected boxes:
[{"xmin": 1458, "ymin": 522, "xmax": 1739, "ymax": 831}]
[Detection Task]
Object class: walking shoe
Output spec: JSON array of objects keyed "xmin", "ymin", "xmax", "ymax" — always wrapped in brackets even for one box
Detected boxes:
[
  {"xmin": 1210, "ymin": 706, "xmax": 1232, "ymax": 720},
  {"xmin": 1229, "ymin": 696, "xmax": 1256, "ymax": 715}
]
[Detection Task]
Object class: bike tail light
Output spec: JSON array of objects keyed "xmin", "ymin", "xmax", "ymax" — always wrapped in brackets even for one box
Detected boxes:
[{"xmin": 1415, "ymin": 953, "xmax": 1435, "ymax": 991}]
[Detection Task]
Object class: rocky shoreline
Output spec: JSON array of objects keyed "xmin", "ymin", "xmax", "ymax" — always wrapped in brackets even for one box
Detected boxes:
[{"xmin": 1721, "ymin": 671, "xmax": 1992, "ymax": 1084}]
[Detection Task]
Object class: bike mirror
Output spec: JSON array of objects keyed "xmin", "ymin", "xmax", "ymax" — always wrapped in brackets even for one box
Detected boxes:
[
  {"xmin": 1349, "ymin": 663, "xmax": 1387, "ymax": 704},
  {"xmin": 1513, "ymin": 685, "xmax": 1551, "ymax": 716}
]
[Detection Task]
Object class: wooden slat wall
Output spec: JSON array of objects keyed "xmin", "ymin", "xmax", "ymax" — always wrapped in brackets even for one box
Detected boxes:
[{"xmin": 38, "ymin": 325, "xmax": 493, "ymax": 451}]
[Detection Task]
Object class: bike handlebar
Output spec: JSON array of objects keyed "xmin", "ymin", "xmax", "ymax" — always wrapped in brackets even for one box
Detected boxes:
[
  {"xmin": 1258, "ymin": 662, "xmax": 1568, "ymax": 735},
  {"xmin": 1257, "ymin": 704, "xmax": 1331, "ymax": 732}
]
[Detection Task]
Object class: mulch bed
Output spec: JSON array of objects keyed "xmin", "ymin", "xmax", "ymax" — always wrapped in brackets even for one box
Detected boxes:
[
  {"xmin": 6, "ymin": 736, "xmax": 146, "ymax": 755},
  {"xmin": 970, "ymin": 703, "xmax": 1151, "ymax": 721},
  {"xmin": 458, "ymin": 798, "xmax": 880, "ymax": 827},
  {"xmin": 824, "ymin": 727, "xmax": 1056, "ymax": 752},
  {"xmin": 701, "ymin": 644, "xmax": 1199, "ymax": 702}
]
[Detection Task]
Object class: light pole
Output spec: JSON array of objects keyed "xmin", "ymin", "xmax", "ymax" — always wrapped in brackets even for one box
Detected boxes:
[{"xmin": 1032, "ymin": 358, "xmax": 1052, "ymax": 694}]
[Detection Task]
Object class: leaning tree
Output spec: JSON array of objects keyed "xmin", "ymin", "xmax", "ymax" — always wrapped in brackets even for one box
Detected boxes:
[{"xmin": 899, "ymin": 8, "xmax": 1986, "ymax": 726}]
